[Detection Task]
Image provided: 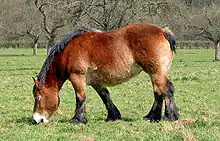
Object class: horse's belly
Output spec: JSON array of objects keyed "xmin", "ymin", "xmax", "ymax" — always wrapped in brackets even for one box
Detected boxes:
[{"xmin": 86, "ymin": 63, "xmax": 142, "ymax": 86}]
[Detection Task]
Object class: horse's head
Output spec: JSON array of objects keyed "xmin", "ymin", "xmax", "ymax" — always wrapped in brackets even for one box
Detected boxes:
[{"xmin": 32, "ymin": 77, "xmax": 60, "ymax": 123}]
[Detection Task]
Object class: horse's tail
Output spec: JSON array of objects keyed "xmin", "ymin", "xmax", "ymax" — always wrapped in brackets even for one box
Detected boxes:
[{"xmin": 162, "ymin": 27, "xmax": 176, "ymax": 53}]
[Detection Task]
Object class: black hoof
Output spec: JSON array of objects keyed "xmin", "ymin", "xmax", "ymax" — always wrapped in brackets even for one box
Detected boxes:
[
  {"xmin": 106, "ymin": 116, "xmax": 122, "ymax": 122},
  {"xmin": 143, "ymin": 114, "xmax": 161, "ymax": 122},
  {"xmin": 163, "ymin": 106, "xmax": 179, "ymax": 121},
  {"xmin": 162, "ymin": 112, "xmax": 179, "ymax": 121},
  {"xmin": 105, "ymin": 106, "xmax": 122, "ymax": 122},
  {"xmin": 72, "ymin": 117, "xmax": 87, "ymax": 124}
]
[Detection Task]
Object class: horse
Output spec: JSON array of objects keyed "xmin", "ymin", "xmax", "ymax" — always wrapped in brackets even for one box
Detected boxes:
[{"xmin": 32, "ymin": 23, "xmax": 178, "ymax": 124}]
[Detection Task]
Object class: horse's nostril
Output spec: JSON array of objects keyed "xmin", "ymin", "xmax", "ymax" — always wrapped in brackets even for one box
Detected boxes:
[
  {"xmin": 32, "ymin": 118, "xmax": 44, "ymax": 124},
  {"xmin": 33, "ymin": 119, "xmax": 39, "ymax": 124}
]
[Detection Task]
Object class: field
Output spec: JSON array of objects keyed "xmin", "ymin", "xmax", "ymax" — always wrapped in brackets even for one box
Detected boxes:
[{"xmin": 0, "ymin": 48, "xmax": 220, "ymax": 141}]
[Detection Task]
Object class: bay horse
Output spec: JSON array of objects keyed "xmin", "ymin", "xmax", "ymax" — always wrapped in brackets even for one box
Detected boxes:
[{"xmin": 32, "ymin": 23, "xmax": 178, "ymax": 124}]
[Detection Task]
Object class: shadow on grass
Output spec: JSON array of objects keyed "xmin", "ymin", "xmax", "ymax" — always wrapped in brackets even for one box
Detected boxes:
[
  {"xmin": 58, "ymin": 116, "xmax": 137, "ymax": 124},
  {"xmin": 9, "ymin": 117, "xmax": 36, "ymax": 125},
  {"xmin": 11, "ymin": 116, "xmax": 142, "ymax": 125},
  {"xmin": 122, "ymin": 117, "xmax": 137, "ymax": 122},
  {"xmin": 59, "ymin": 119, "xmax": 72, "ymax": 123}
]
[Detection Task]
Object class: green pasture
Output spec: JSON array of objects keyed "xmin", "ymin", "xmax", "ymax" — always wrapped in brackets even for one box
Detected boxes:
[{"xmin": 0, "ymin": 48, "xmax": 219, "ymax": 140}]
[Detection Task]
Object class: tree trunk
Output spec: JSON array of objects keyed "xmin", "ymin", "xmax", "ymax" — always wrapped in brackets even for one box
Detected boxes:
[
  {"xmin": 33, "ymin": 41, "xmax": 38, "ymax": 56},
  {"xmin": 215, "ymin": 42, "xmax": 220, "ymax": 61},
  {"xmin": 47, "ymin": 37, "xmax": 55, "ymax": 56}
]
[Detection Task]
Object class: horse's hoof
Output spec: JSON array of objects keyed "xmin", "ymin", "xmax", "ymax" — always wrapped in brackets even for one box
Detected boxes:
[
  {"xmin": 143, "ymin": 115, "xmax": 161, "ymax": 123},
  {"xmin": 162, "ymin": 114, "xmax": 179, "ymax": 121},
  {"xmin": 72, "ymin": 118, "xmax": 87, "ymax": 124},
  {"xmin": 105, "ymin": 111, "xmax": 122, "ymax": 122},
  {"xmin": 105, "ymin": 116, "xmax": 122, "ymax": 122}
]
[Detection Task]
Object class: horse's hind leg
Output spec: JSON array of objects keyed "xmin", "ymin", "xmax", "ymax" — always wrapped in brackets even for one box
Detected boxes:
[
  {"xmin": 144, "ymin": 73, "xmax": 178, "ymax": 122},
  {"xmin": 92, "ymin": 85, "xmax": 121, "ymax": 121},
  {"xmin": 143, "ymin": 73, "xmax": 164, "ymax": 122},
  {"xmin": 143, "ymin": 91, "xmax": 163, "ymax": 122},
  {"xmin": 163, "ymin": 80, "xmax": 179, "ymax": 121}
]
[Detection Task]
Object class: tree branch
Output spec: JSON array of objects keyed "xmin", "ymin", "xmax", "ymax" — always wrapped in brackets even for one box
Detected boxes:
[
  {"xmin": 51, "ymin": 24, "xmax": 64, "ymax": 35},
  {"xmin": 192, "ymin": 26, "xmax": 215, "ymax": 42},
  {"xmin": 35, "ymin": 0, "xmax": 51, "ymax": 35},
  {"xmin": 206, "ymin": 17, "xmax": 220, "ymax": 33},
  {"xmin": 26, "ymin": 28, "xmax": 39, "ymax": 41},
  {"xmin": 0, "ymin": 24, "xmax": 25, "ymax": 39},
  {"xmin": 84, "ymin": 10, "xmax": 105, "ymax": 28}
]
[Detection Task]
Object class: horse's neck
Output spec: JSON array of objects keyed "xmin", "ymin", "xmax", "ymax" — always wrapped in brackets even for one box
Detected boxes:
[{"xmin": 44, "ymin": 63, "xmax": 65, "ymax": 91}]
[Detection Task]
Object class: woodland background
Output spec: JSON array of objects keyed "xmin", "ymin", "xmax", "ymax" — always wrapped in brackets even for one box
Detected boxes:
[{"xmin": 0, "ymin": 0, "xmax": 220, "ymax": 57}]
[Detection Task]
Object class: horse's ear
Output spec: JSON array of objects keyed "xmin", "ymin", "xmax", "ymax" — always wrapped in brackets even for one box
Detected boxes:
[
  {"xmin": 32, "ymin": 77, "xmax": 39, "ymax": 87},
  {"xmin": 32, "ymin": 77, "xmax": 35, "ymax": 82}
]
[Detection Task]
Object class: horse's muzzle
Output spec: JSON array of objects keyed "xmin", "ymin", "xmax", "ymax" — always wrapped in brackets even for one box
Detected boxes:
[{"xmin": 33, "ymin": 112, "xmax": 49, "ymax": 124}]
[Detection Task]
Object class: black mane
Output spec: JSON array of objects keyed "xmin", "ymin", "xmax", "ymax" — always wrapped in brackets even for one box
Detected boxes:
[{"xmin": 37, "ymin": 27, "xmax": 91, "ymax": 88}]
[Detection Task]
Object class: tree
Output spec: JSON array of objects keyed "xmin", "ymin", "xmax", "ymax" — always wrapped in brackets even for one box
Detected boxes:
[
  {"xmin": 34, "ymin": 0, "xmax": 83, "ymax": 55},
  {"xmin": 0, "ymin": 0, "xmax": 41, "ymax": 54},
  {"xmin": 34, "ymin": 0, "xmax": 64, "ymax": 55},
  {"xmin": 80, "ymin": 0, "xmax": 184, "ymax": 32},
  {"xmin": 0, "ymin": 0, "xmax": 26, "ymax": 41},
  {"xmin": 23, "ymin": 0, "xmax": 43, "ymax": 55},
  {"xmin": 26, "ymin": 28, "xmax": 39, "ymax": 56},
  {"xmin": 80, "ymin": 0, "xmax": 150, "ymax": 31},
  {"xmin": 181, "ymin": 0, "xmax": 220, "ymax": 60},
  {"xmin": 154, "ymin": 0, "xmax": 220, "ymax": 60}
]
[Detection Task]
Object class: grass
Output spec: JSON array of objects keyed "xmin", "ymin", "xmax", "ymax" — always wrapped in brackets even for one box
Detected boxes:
[{"xmin": 0, "ymin": 48, "xmax": 219, "ymax": 141}]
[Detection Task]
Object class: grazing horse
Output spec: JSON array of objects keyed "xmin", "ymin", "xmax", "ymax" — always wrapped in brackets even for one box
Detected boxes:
[{"xmin": 32, "ymin": 23, "xmax": 178, "ymax": 124}]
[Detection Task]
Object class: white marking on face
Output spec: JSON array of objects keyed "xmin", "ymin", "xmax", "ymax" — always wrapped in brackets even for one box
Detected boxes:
[{"xmin": 33, "ymin": 112, "xmax": 49, "ymax": 123}]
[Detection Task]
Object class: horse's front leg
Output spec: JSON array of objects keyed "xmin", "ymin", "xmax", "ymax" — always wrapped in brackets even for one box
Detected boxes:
[{"xmin": 69, "ymin": 73, "xmax": 87, "ymax": 124}]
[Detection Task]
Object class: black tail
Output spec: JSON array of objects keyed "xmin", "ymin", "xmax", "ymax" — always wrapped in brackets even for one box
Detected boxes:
[{"xmin": 162, "ymin": 28, "xmax": 176, "ymax": 53}]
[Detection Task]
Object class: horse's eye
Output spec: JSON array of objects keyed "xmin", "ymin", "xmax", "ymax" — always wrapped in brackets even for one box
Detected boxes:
[{"xmin": 35, "ymin": 96, "xmax": 41, "ymax": 101}]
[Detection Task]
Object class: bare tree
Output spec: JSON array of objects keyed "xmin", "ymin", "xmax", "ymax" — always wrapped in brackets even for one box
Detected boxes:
[
  {"xmin": 0, "ymin": 0, "xmax": 41, "ymax": 54},
  {"xmin": 34, "ymin": 0, "xmax": 64, "ymax": 55},
  {"xmin": 80, "ymin": 0, "xmax": 183, "ymax": 32},
  {"xmin": 181, "ymin": 1, "xmax": 220, "ymax": 60},
  {"xmin": 0, "ymin": 0, "xmax": 27, "ymax": 41},
  {"xmin": 80, "ymin": 0, "xmax": 149, "ymax": 31},
  {"xmin": 153, "ymin": 0, "xmax": 220, "ymax": 60},
  {"xmin": 26, "ymin": 27, "xmax": 39, "ymax": 56},
  {"xmin": 22, "ymin": 0, "xmax": 42, "ymax": 55},
  {"xmin": 34, "ymin": 0, "xmax": 83, "ymax": 55}
]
